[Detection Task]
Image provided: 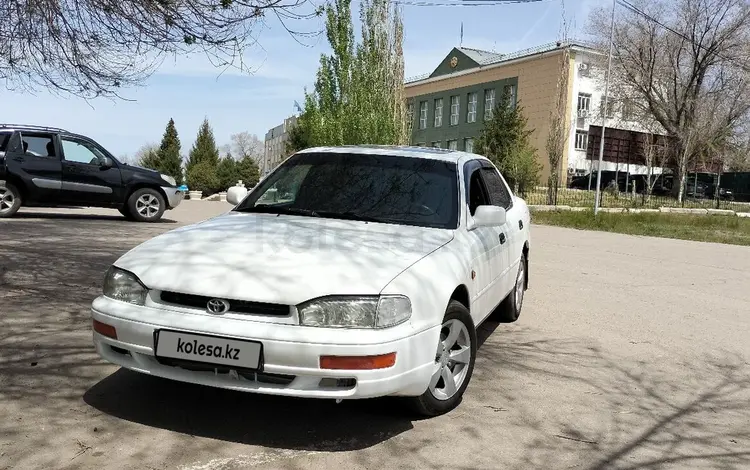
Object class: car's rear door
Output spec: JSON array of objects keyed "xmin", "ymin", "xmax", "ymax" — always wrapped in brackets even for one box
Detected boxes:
[
  {"xmin": 59, "ymin": 135, "xmax": 122, "ymax": 205},
  {"xmin": 11, "ymin": 131, "xmax": 63, "ymax": 202}
]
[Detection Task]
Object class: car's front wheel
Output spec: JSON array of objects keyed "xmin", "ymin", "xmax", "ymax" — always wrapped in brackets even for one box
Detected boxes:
[
  {"xmin": 128, "ymin": 188, "xmax": 166, "ymax": 222},
  {"xmin": 408, "ymin": 300, "xmax": 477, "ymax": 417},
  {"xmin": 0, "ymin": 183, "xmax": 22, "ymax": 218}
]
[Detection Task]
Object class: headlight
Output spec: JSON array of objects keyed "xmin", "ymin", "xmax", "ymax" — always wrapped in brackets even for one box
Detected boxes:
[
  {"xmin": 160, "ymin": 174, "xmax": 176, "ymax": 186},
  {"xmin": 298, "ymin": 295, "xmax": 411, "ymax": 328},
  {"xmin": 103, "ymin": 266, "xmax": 148, "ymax": 305}
]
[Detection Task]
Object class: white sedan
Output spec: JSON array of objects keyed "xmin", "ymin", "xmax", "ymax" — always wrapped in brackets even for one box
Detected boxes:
[{"xmin": 90, "ymin": 145, "xmax": 531, "ymax": 416}]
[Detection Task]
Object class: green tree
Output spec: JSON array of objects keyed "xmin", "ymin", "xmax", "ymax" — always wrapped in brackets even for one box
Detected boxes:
[
  {"xmin": 157, "ymin": 118, "xmax": 183, "ymax": 185},
  {"xmin": 236, "ymin": 155, "xmax": 261, "ymax": 187},
  {"xmin": 186, "ymin": 161, "xmax": 220, "ymax": 196},
  {"xmin": 285, "ymin": 122, "xmax": 309, "ymax": 154},
  {"xmin": 186, "ymin": 118, "xmax": 220, "ymax": 175},
  {"xmin": 217, "ymin": 153, "xmax": 238, "ymax": 191},
  {"xmin": 475, "ymin": 92, "xmax": 541, "ymax": 194},
  {"xmin": 295, "ymin": 0, "xmax": 407, "ymax": 147}
]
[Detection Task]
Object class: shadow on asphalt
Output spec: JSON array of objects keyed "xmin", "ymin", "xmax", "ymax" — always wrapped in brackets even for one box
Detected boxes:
[
  {"xmin": 82, "ymin": 320, "xmax": 505, "ymax": 452},
  {"xmin": 12, "ymin": 210, "xmax": 178, "ymax": 223}
]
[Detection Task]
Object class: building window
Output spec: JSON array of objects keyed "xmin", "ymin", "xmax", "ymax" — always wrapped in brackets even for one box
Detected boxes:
[
  {"xmin": 575, "ymin": 130, "xmax": 588, "ymax": 150},
  {"xmin": 577, "ymin": 93, "xmax": 591, "ymax": 116},
  {"xmin": 406, "ymin": 101, "xmax": 414, "ymax": 128},
  {"xmin": 621, "ymin": 98, "xmax": 634, "ymax": 121},
  {"xmin": 447, "ymin": 140, "xmax": 458, "ymax": 150},
  {"xmin": 434, "ymin": 98, "xmax": 443, "ymax": 127},
  {"xmin": 431, "ymin": 141, "xmax": 441, "ymax": 148},
  {"xmin": 464, "ymin": 138, "xmax": 474, "ymax": 153},
  {"xmin": 484, "ymin": 89, "xmax": 495, "ymax": 120},
  {"xmin": 450, "ymin": 95, "xmax": 460, "ymax": 125},
  {"xmin": 467, "ymin": 92, "xmax": 477, "ymax": 123},
  {"xmin": 419, "ymin": 101, "xmax": 428, "ymax": 129},
  {"xmin": 504, "ymin": 84, "xmax": 516, "ymax": 108}
]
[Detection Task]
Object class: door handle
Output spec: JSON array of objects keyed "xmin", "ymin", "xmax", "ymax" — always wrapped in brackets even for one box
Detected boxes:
[
  {"xmin": 499, "ymin": 232, "xmax": 506, "ymax": 244},
  {"xmin": 519, "ymin": 220, "xmax": 524, "ymax": 230}
]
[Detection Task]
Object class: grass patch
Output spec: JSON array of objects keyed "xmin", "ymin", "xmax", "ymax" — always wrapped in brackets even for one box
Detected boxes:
[{"xmin": 531, "ymin": 210, "xmax": 750, "ymax": 246}]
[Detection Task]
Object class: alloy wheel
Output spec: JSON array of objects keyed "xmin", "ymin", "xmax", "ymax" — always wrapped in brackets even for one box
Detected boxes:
[
  {"xmin": 136, "ymin": 194, "xmax": 161, "ymax": 218},
  {"xmin": 0, "ymin": 187, "xmax": 15, "ymax": 214},
  {"xmin": 429, "ymin": 318, "xmax": 472, "ymax": 401}
]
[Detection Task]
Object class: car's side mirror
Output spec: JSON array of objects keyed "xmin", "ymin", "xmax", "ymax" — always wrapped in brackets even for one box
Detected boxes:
[
  {"xmin": 100, "ymin": 156, "xmax": 113, "ymax": 168},
  {"xmin": 472, "ymin": 205, "xmax": 507, "ymax": 227},
  {"xmin": 227, "ymin": 186, "xmax": 248, "ymax": 205}
]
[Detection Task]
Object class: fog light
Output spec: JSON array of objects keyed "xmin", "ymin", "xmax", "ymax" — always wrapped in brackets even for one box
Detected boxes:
[
  {"xmin": 93, "ymin": 319, "xmax": 117, "ymax": 339},
  {"xmin": 320, "ymin": 353, "xmax": 396, "ymax": 370}
]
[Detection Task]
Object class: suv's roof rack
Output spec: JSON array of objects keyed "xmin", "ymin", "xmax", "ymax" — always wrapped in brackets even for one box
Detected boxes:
[{"xmin": 0, "ymin": 123, "xmax": 69, "ymax": 133}]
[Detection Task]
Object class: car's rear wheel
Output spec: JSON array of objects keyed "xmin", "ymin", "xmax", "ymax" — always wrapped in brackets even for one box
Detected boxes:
[
  {"xmin": 407, "ymin": 300, "xmax": 477, "ymax": 417},
  {"xmin": 492, "ymin": 252, "xmax": 527, "ymax": 323},
  {"xmin": 128, "ymin": 188, "xmax": 166, "ymax": 222},
  {"xmin": 0, "ymin": 183, "xmax": 22, "ymax": 218}
]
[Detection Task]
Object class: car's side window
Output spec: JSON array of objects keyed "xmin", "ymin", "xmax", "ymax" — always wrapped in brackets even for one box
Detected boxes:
[
  {"xmin": 17, "ymin": 133, "xmax": 57, "ymax": 158},
  {"xmin": 468, "ymin": 168, "xmax": 491, "ymax": 216},
  {"xmin": 480, "ymin": 167, "xmax": 513, "ymax": 210},
  {"xmin": 61, "ymin": 138, "xmax": 105, "ymax": 165}
]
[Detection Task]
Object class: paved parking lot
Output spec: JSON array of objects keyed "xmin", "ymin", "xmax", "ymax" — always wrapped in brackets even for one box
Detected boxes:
[{"xmin": 1, "ymin": 202, "xmax": 749, "ymax": 470}]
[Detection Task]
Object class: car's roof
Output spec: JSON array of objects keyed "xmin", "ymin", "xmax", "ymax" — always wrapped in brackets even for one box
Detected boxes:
[{"xmin": 297, "ymin": 144, "xmax": 487, "ymax": 164}]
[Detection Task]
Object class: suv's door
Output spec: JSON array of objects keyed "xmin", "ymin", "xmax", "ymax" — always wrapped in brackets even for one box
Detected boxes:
[
  {"xmin": 478, "ymin": 163, "xmax": 518, "ymax": 298},
  {"xmin": 10, "ymin": 131, "xmax": 63, "ymax": 202},
  {"xmin": 59, "ymin": 136, "xmax": 122, "ymax": 205},
  {"xmin": 463, "ymin": 159, "xmax": 509, "ymax": 319}
]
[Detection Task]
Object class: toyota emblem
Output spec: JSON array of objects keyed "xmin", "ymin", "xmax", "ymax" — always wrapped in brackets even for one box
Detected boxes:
[{"xmin": 206, "ymin": 298, "xmax": 230, "ymax": 314}]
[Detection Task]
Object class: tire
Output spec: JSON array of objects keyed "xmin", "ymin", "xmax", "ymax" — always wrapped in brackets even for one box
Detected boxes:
[
  {"xmin": 0, "ymin": 182, "xmax": 22, "ymax": 218},
  {"xmin": 118, "ymin": 206, "xmax": 136, "ymax": 220},
  {"xmin": 491, "ymin": 252, "xmax": 527, "ymax": 323},
  {"xmin": 127, "ymin": 188, "xmax": 166, "ymax": 222},
  {"xmin": 407, "ymin": 300, "xmax": 477, "ymax": 417}
]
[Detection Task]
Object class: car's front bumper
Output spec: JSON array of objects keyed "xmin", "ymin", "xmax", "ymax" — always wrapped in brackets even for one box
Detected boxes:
[
  {"xmin": 90, "ymin": 297, "xmax": 438, "ymax": 399},
  {"xmin": 161, "ymin": 186, "xmax": 184, "ymax": 209}
]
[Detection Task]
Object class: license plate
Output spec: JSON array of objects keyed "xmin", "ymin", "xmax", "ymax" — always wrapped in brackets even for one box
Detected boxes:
[{"xmin": 154, "ymin": 329, "xmax": 263, "ymax": 370}]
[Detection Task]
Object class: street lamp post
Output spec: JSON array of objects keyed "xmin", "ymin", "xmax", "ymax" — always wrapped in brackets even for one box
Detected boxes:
[{"xmin": 594, "ymin": 0, "xmax": 617, "ymax": 215}]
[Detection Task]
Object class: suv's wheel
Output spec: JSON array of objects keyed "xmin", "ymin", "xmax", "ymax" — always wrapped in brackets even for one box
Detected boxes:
[
  {"xmin": 127, "ymin": 188, "xmax": 166, "ymax": 222},
  {"xmin": 492, "ymin": 252, "xmax": 527, "ymax": 323},
  {"xmin": 408, "ymin": 300, "xmax": 477, "ymax": 417},
  {"xmin": 0, "ymin": 183, "xmax": 22, "ymax": 218}
]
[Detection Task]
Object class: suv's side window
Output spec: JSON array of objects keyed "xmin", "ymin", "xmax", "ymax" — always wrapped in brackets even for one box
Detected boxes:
[
  {"xmin": 468, "ymin": 168, "xmax": 491, "ymax": 216},
  {"xmin": 480, "ymin": 167, "xmax": 513, "ymax": 210},
  {"xmin": 18, "ymin": 133, "xmax": 57, "ymax": 157},
  {"xmin": 61, "ymin": 138, "xmax": 104, "ymax": 165}
]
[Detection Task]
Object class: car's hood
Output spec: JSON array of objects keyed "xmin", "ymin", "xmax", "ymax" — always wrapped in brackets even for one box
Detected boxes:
[{"xmin": 114, "ymin": 211, "xmax": 454, "ymax": 305}]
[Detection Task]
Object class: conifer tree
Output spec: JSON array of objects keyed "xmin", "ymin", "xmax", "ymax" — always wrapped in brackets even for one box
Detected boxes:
[{"xmin": 157, "ymin": 118, "xmax": 183, "ymax": 185}]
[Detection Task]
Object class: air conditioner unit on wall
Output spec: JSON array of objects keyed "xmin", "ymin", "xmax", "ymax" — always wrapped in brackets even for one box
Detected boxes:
[{"xmin": 578, "ymin": 63, "xmax": 589, "ymax": 70}]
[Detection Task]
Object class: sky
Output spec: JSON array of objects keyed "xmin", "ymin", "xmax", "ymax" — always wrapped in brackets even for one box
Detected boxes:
[{"xmin": 1, "ymin": 0, "xmax": 607, "ymax": 161}]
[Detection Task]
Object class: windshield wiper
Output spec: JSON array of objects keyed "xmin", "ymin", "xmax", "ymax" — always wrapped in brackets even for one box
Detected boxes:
[
  {"xmin": 236, "ymin": 205, "xmax": 320, "ymax": 217},
  {"xmin": 315, "ymin": 211, "xmax": 384, "ymax": 223}
]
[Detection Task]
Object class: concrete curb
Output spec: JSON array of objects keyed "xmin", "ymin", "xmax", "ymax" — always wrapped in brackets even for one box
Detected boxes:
[{"xmin": 528, "ymin": 205, "xmax": 750, "ymax": 217}]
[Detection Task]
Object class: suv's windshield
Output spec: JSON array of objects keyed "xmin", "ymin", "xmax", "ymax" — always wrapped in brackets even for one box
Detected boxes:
[{"xmin": 235, "ymin": 151, "xmax": 459, "ymax": 229}]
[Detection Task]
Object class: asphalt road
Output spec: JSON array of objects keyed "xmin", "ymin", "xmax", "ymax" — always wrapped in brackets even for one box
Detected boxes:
[{"xmin": 1, "ymin": 203, "xmax": 749, "ymax": 470}]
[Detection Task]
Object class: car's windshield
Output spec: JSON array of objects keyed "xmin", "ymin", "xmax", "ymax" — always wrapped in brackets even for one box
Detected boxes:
[{"xmin": 235, "ymin": 151, "xmax": 459, "ymax": 229}]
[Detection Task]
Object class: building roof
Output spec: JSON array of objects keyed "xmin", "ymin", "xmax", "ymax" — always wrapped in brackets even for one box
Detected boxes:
[
  {"xmin": 297, "ymin": 144, "xmax": 481, "ymax": 163},
  {"xmin": 406, "ymin": 39, "xmax": 600, "ymax": 85}
]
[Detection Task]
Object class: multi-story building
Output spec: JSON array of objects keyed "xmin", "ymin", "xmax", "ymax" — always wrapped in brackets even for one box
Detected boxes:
[
  {"xmin": 262, "ymin": 115, "xmax": 298, "ymax": 176},
  {"xmin": 404, "ymin": 40, "xmax": 665, "ymax": 187}
]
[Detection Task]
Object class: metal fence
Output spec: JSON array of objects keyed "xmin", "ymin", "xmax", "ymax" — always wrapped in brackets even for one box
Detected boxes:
[{"xmin": 522, "ymin": 187, "xmax": 750, "ymax": 213}]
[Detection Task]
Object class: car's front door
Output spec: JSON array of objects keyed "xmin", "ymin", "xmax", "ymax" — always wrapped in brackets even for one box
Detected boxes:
[
  {"xmin": 11, "ymin": 131, "xmax": 63, "ymax": 202},
  {"xmin": 478, "ymin": 163, "xmax": 519, "ymax": 296},
  {"xmin": 59, "ymin": 136, "xmax": 122, "ymax": 205},
  {"xmin": 463, "ymin": 160, "xmax": 509, "ymax": 321}
]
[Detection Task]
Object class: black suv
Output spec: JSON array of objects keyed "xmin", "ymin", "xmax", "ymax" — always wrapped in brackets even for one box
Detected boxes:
[{"xmin": 0, "ymin": 124, "xmax": 183, "ymax": 222}]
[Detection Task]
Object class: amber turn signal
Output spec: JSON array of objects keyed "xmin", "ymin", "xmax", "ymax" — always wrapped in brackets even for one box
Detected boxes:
[
  {"xmin": 320, "ymin": 353, "xmax": 396, "ymax": 370},
  {"xmin": 93, "ymin": 319, "xmax": 118, "ymax": 339}
]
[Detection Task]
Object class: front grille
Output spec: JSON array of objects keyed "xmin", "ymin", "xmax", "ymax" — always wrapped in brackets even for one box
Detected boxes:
[
  {"xmin": 159, "ymin": 290, "xmax": 290, "ymax": 316},
  {"xmin": 155, "ymin": 357, "xmax": 296, "ymax": 385}
]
